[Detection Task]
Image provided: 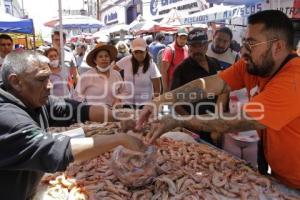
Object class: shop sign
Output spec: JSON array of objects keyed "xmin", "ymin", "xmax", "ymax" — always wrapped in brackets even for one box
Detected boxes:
[
  {"xmin": 150, "ymin": 0, "xmax": 201, "ymax": 16},
  {"xmin": 223, "ymin": 3, "xmax": 263, "ymax": 19},
  {"xmin": 104, "ymin": 11, "xmax": 118, "ymax": 25},
  {"xmin": 183, "ymin": 1, "xmax": 300, "ymax": 25}
]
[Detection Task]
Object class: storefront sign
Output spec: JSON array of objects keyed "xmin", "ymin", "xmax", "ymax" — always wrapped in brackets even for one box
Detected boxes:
[
  {"xmin": 183, "ymin": 0, "xmax": 300, "ymax": 25},
  {"xmin": 206, "ymin": 0, "xmax": 262, "ymax": 4},
  {"xmin": 104, "ymin": 11, "xmax": 118, "ymax": 25},
  {"xmin": 150, "ymin": 0, "xmax": 204, "ymax": 17},
  {"xmin": 222, "ymin": 3, "xmax": 263, "ymax": 19}
]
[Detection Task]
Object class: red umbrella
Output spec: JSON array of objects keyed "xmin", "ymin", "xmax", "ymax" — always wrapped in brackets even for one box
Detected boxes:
[{"xmin": 136, "ymin": 25, "xmax": 178, "ymax": 35}]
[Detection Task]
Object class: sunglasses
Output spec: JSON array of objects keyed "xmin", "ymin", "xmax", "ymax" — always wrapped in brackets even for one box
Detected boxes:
[{"xmin": 242, "ymin": 38, "xmax": 278, "ymax": 52}]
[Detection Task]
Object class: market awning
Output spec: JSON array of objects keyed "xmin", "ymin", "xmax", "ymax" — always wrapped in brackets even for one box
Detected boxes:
[
  {"xmin": 136, "ymin": 24, "xmax": 178, "ymax": 35},
  {"xmin": 44, "ymin": 15, "xmax": 105, "ymax": 29},
  {"xmin": 0, "ymin": 12, "xmax": 34, "ymax": 34},
  {"xmin": 182, "ymin": 4, "xmax": 232, "ymax": 25}
]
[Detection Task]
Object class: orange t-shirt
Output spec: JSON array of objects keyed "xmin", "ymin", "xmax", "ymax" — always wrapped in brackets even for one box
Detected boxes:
[{"xmin": 219, "ymin": 57, "xmax": 300, "ymax": 189}]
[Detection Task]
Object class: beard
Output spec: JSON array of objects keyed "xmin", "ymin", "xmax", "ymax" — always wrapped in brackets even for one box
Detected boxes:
[
  {"xmin": 192, "ymin": 52, "xmax": 206, "ymax": 61},
  {"xmin": 244, "ymin": 47, "xmax": 275, "ymax": 77},
  {"xmin": 212, "ymin": 44, "xmax": 228, "ymax": 54}
]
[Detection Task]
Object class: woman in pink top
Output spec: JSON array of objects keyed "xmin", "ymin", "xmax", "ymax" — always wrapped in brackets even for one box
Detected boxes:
[{"xmin": 73, "ymin": 44, "xmax": 123, "ymax": 107}]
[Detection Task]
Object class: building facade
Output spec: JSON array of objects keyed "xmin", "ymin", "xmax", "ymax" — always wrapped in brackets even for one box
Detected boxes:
[
  {"xmin": 143, "ymin": 0, "xmax": 208, "ymax": 22},
  {"xmin": 1, "ymin": 0, "xmax": 25, "ymax": 18},
  {"xmin": 98, "ymin": 0, "xmax": 208, "ymax": 27}
]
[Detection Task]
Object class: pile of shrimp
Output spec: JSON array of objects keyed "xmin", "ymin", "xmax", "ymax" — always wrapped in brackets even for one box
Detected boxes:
[
  {"xmin": 41, "ymin": 137, "xmax": 299, "ymax": 200},
  {"xmin": 48, "ymin": 122, "xmax": 120, "ymax": 137}
]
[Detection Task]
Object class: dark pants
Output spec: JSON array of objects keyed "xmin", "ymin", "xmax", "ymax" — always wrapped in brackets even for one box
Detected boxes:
[
  {"xmin": 122, "ymin": 104, "xmax": 144, "ymax": 110},
  {"xmin": 257, "ymin": 138, "xmax": 269, "ymax": 175}
]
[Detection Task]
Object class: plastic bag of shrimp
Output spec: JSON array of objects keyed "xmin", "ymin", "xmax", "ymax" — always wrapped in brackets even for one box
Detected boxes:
[{"xmin": 110, "ymin": 145, "xmax": 157, "ymax": 188}]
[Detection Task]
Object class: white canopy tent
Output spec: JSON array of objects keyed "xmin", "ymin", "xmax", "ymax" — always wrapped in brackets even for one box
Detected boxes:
[
  {"xmin": 128, "ymin": 15, "xmax": 159, "ymax": 33},
  {"xmin": 99, "ymin": 23, "xmax": 129, "ymax": 34},
  {"xmin": 160, "ymin": 8, "xmax": 183, "ymax": 26},
  {"xmin": 44, "ymin": 15, "xmax": 104, "ymax": 29}
]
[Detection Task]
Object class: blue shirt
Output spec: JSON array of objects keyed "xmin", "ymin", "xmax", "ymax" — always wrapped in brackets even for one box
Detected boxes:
[{"xmin": 149, "ymin": 41, "xmax": 166, "ymax": 63}]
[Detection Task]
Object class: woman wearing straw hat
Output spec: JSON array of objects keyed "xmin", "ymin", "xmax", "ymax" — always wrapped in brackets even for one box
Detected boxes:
[
  {"xmin": 73, "ymin": 44, "xmax": 124, "ymax": 107},
  {"xmin": 115, "ymin": 37, "xmax": 161, "ymax": 109}
]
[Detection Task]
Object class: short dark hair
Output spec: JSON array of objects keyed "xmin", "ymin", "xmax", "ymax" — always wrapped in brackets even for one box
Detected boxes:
[
  {"xmin": 77, "ymin": 43, "xmax": 87, "ymax": 50},
  {"xmin": 248, "ymin": 10, "xmax": 294, "ymax": 50},
  {"xmin": 214, "ymin": 27, "xmax": 233, "ymax": 40},
  {"xmin": 51, "ymin": 30, "xmax": 66, "ymax": 40},
  {"xmin": 145, "ymin": 37, "xmax": 153, "ymax": 45},
  {"xmin": 0, "ymin": 34, "xmax": 13, "ymax": 42},
  {"xmin": 155, "ymin": 32, "xmax": 165, "ymax": 42},
  {"xmin": 44, "ymin": 47, "xmax": 58, "ymax": 57}
]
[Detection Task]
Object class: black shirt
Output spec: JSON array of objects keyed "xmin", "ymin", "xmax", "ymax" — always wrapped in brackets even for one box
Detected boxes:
[
  {"xmin": 0, "ymin": 84, "xmax": 90, "ymax": 200},
  {"xmin": 171, "ymin": 56, "xmax": 221, "ymax": 115}
]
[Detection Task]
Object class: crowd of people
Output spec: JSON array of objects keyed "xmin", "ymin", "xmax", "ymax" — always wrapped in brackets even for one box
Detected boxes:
[{"xmin": 0, "ymin": 9, "xmax": 300, "ymax": 199}]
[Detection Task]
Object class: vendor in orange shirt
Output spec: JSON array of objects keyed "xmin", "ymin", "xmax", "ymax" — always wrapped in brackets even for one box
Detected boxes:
[{"xmin": 137, "ymin": 10, "xmax": 300, "ymax": 189}]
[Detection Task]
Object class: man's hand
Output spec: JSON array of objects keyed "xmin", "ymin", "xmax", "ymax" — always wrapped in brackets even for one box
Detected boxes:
[
  {"xmin": 146, "ymin": 115, "xmax": 182, "ymax": 144},
  {"xmin": 136, "ymin": 105, "xmax": 153, "ymax": 130},
  {"xmin": 120, "ymin": 134, "xmax": 147, "ymax": 152},
  {"xmin": 136, "ymin": 100, "xmax": 162, "ymax": 130}
]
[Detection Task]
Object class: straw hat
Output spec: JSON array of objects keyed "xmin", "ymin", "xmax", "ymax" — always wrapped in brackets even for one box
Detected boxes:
[{"xmin": 86, "ymin": 44, "xmax": 117, "ymax": 67}]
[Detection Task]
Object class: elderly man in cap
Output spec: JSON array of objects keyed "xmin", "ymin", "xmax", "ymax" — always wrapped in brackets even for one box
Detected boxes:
[{"xmin": 170, "ymin": 28, "xmax": 227, "ymax": 146}]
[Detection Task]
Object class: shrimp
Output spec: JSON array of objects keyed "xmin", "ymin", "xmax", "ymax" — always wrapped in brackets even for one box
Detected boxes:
[
  {"xmin": 156, "ymin": 176, "xmax": 177, "ymax": 196},
  {"xmin": 212, "ymin": 172, "xmax": 227, "ymax": 187}
]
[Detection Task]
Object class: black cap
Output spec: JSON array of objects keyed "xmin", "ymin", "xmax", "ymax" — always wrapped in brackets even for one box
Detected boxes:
[{"xmin": 187, "ymin": 28, "xmax": 208, "ymax": 45}]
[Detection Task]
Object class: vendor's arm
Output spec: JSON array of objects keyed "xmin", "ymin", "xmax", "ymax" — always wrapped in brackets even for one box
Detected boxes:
[
  {"xmin": 137, "ymin": 59, "xmax": 246, "ymax": 129},
  {"xmin": 158, "ymin": 74, "xmax": 230, "ymax": 104},
  {"xmin": 146, "ymin": 113, "xmax": 266, "ymax": 144},
  {"xmin": 182, "ymin": 113, "xmax": 266, "ymax": 133},
  {"xmin": 137, "ymin": 74, "xmax": 230, "ymax": 128}
]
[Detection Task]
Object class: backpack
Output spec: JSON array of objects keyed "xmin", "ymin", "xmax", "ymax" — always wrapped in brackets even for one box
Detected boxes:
[{"xmin": 156, "ymin": 45, "xmax": 175, "ymax": 71}]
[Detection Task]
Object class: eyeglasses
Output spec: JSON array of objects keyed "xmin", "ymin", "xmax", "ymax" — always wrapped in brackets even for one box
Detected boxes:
[{"xmin": 242, "ymin": 38, "xmax": 278, "ymax": 51}]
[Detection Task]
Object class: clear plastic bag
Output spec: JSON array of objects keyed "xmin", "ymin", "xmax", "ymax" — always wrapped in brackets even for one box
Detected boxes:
[{"xmin": 110, "ymin": 145, "xmax": 157, "ymax": 188}]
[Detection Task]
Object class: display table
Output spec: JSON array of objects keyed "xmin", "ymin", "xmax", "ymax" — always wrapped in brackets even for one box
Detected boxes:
[{"xmin": 34, "ymin": 122, "xmax": 300, "ymax": 200}]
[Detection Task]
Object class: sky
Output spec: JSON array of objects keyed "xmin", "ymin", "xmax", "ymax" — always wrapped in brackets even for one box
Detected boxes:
[{"xmin": 17, "ymin": 0, "xmax": 84, "ymax": 37}]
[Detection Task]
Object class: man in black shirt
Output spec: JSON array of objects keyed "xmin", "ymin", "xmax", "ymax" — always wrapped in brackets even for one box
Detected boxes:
[
  {"xmin": 0, "ymin": 51, "xmax": 145, "ymax": 200},
  {"xmin": 171, "ymin": 28, "xmax": 227, "ymax": 145}
]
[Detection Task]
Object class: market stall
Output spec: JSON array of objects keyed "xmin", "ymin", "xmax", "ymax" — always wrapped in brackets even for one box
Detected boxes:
[
  {"xmin": 0, "ymin": 12, "xmax": 34, "ymax": 34},
  {"xmin": 135, "ymin": 24, "xmax": 178, "ymax": 35},
  {"xmin": 0, "ymin": 12, "xmax": 35, "ymax": 49},
  {"xmin": 34, "ymin": 120, "xmax": 300, "ymax": 200}
]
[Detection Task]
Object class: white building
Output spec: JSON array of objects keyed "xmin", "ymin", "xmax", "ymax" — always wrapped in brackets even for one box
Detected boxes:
[{"xmin": 1, "ymin": 0, "xmax": 25, "ymax": 18}]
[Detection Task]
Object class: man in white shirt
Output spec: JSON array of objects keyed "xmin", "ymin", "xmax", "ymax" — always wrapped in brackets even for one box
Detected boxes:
[
  {"xmin": 51, "ymin": 30, "xmax": 79, "ymax": 85},
  {"xmin": 206, "ymin": 27, "xmax": 239, "ymax": 70}
]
